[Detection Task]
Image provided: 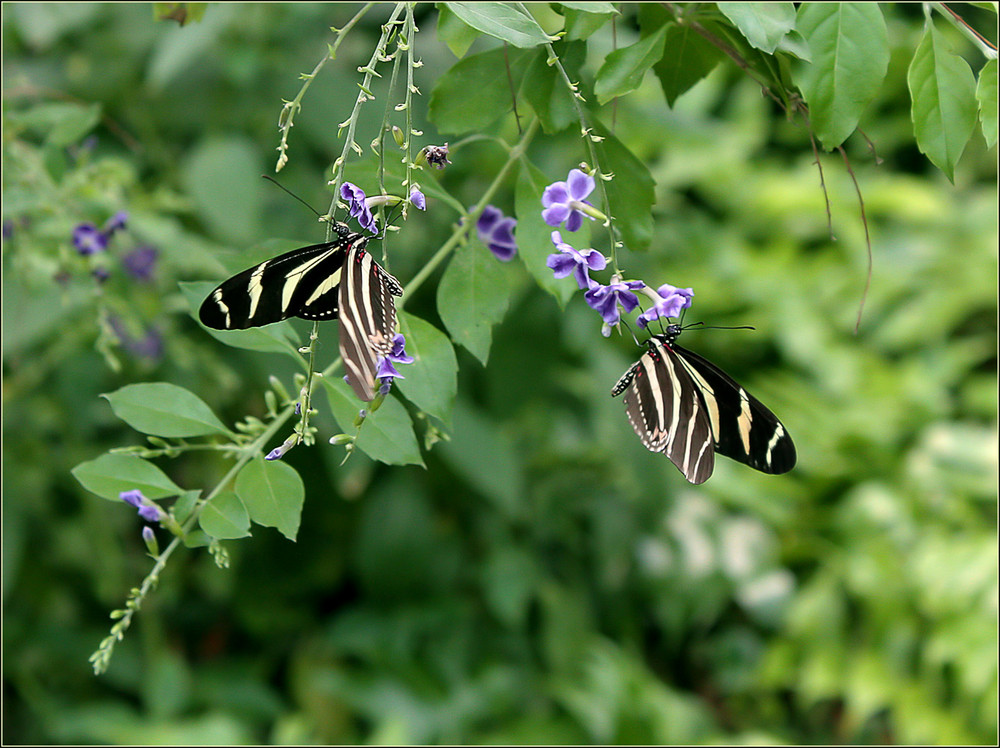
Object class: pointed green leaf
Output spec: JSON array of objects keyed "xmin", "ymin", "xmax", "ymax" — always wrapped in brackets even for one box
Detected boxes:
[
  {"xmin": 595, "ymin": 24, "xmax": 668, "ymax": 105},
  {"xmin": 199, "ymin": 491, "xmax": 251, "ymax": 540},
  {"xmin": 429, "ymin": 46, "xmax": 531, "ymax": 134},
  {"xmin": 234, "ymin": 457, "xmax": 303, "ymax": 541},
  {"xmin": 591, "ymin": 122, "xmax": 655, "ymax": 252},
  {"xmin": 103, "ymin": 383, "xmax": 230, "ymax": 438},
  {"xmin": 446, "ymin": 2, "xmax": 555, "ymax": 48},
  {"xmin": 908, "ymin": 23, "xmax": 979, "ymax": 181},
  {"xmin": 436, "ymin": 4, "xmax": 480, "ymax": 58},
  {"xmin": 794, "ymin": 3, "xmax": 889, "ymax": 149},
  {"xmin": 717, "ymin": 3, "xmax": 796, "ymax": 54},
  {"xmin": 72, "ymin": 454, "xmax": 184, "ymax": 502},
  {"xmin": 976, "ymin": 59, "xmax": 997, "ymax": 149},
  {"xmin": 515, "ymin": 161, "xmax": 577, "ymax": 306},
  {"xmin": 651, "ymin": 21, "xmax": 724, "ymax": 107},
  {"xmin": 395, "ymin": 312, "xmax": 458, "ymax": 425},
  {"xmin": 322, "ymin": 377, "xmax": 424, "ymax": 466},
  {"xmin": 436, "ymin": 240, "xmax": 513, "ymax": 366},
  {"xmin": 521, "ymin": 43, "xmax": 582, "ymax": 133},
  {"xmin": 562, "ymin": 7, "xmax": 615, "ymax": 41}
]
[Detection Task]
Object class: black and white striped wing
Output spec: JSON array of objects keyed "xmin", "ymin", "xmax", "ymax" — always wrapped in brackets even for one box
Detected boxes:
[
  {"xmin": 670, "ymin": 343, "xmax": 796, "ymax": 477},
  {"xmin": 612, "ymin": 332, "xmax": 796, "ymax": 484},
  {"xmin": 338, "ymin": 242, "xmax": 404, "ymax": 402},
  {"xmin": 199, "ymin": 225, "xmax": 364, "ymax": 330},
  {"xmin": 612, "ymin": 338, "xmax": 715, "ymax": 484}
]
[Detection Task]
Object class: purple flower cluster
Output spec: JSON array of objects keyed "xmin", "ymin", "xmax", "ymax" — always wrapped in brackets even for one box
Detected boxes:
[
  {"xmin": 476, "ymin": 206, "xmax": 517, "ymax": 261},
  {"xmin": 540, "ymin": 168, "xmax": 695, "ymax": 333},
  {"xmin": 341, "ymin": 183, "xmax": 378, "ymax": 234},
  {"xmin": 376, "ymin": 333, "xmax": 414, "ymax": 394},
  {"xmin": 72, "ymin": 211, "xmax": 128, "ymax": 256},
  {"xmin": 120, "ymin": 489, "xmax": 164, "ymax": 523}
]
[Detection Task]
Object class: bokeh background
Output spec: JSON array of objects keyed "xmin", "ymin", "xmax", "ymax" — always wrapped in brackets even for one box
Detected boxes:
[{"xmin": 3, "ymin": 3, "xmax": 996, "ymax": 744}]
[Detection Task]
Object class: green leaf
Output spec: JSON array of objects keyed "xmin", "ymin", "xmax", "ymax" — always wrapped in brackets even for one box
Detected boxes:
[
  {"xmin": 976, "ymin": 59, "xmax": 997, "ymax": 149},
  {"xmin": 199, "ymin": 491, "xmax": 250, "ymax": 540},
  {"xmin": 650, "ymin": 20, "xmax": 724, "ymax": 107},
  {"xmin": 12, "ymin": 102, "xmax": 102, "ymax": 148},
  {"xmin": 717, "ymin": 3, "xmax": 796, "ymax": 54},
  {"xmin": 180, "ymin": 281, "xmax": 302, "ymax": 357},
  {"xmin": 481, "ymin": 546, "xmax": 539, "ymax": 627},
  {"xmin": 436, "ymin": 4, "xmax": 480, "ymax": 58},
  {"xmin": 395, "ymin": 312, "xmax": 458, "ymax": 425},
  {"xmin": 322, "ymin": 378, "xmax": 424, "ymax": 466},
  {"xmin": 793, "ymin": 3, "xmax": 890, "ymax": 149},
  {"xmin": 102, "ymin": 383, "xmax": 230, "ymax": 438},
  {"xmin": 515, "ymin": 161, "xmax": 577, "ymax": 306},
  {"xmin": 72, "ymin": 454, "xmax": 184, "ymax": 502},
  {"xmin": 429, "ymin": 46, "xmax": 531, "ymax": 134},
  {"xmin": 181, "ymin": 136, "xmax": 263, "ymax": 246},
  {"xmin": 595, "ymin": 24, "xmax": 668, "ymax": 105},
  {"xmin": 436, "ymin": 239, "xmax": 513, "ymax": 366},
  {"xmin": 907, "ymin": 23, "xmax": 979, "ymax": 182},
  {"xmin": 561, "ymin": 5, "xmax": 617, "ymax": 41},
  {"xmin": 591, "ymin": 122, "xmax": 656, "ymax": 252},
  {"xmin": 446, "ymin": 2, "xmax": 555, "ymax": 48},
  {"xmin": 521, "ymin": 43, "xmax": 581, "ymax": 133},
  {"xmin": 234, "ymin": 457, "xmax": 303, "ymax": 541}
]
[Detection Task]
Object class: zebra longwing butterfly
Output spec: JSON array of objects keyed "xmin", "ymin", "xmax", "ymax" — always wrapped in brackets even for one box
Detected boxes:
[
  {"xmin": 612, "ymin": 324, "xmax": 795, "ymax": 484},
  {"xmin": 198, "ymin": 222, "xmax": 403, "ymax": 401}
]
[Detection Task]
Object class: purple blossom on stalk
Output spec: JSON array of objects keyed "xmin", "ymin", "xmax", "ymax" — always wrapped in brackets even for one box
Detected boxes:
[
  {"xmin": 409, "ymin": 188, "xmax": 426, "ymax": 211},
  {"xmin": 108, "ymin": 316, "xmax": 163, "ymax": 361},
  {"xmin": 266, "ymin": 437, "xmax": 297, "ymax": 461},
  {"xmin": 542, "ymin": 168, "xmax": 596, "ymax": 232},
  {"xmin": 546, "ymin": 231, "xmax": 608, "ymax": 289},
  {"xmin": 585, "ymin": 276, "xmax": 645, "ymax": 329},
  {"xmin": 375, "ymin": 333, "xmax": 414, "ymax": 394},
  {"xmin": 72, "ymin": 223, "xmax": 108, "ymax": 255},
  {"xmin": 340, "ymin": 182, "xmax": 378, "ymax": 234},
  {"xmin": 476, "ymin": 205, "xmax": 517, "ymax": 261},
  {"xmin": 121, "ymin": 246, "xmax": 158, "ymax": 282},
  {"xmin": 120, "ymin": 489, "xmax": 163, "ymax": 523},
  {"xmin": 637, "ymin": 284, "xmax": 695, "ymax": 328}
]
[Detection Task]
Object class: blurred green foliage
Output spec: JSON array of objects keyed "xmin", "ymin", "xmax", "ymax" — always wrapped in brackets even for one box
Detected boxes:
[{"xmin": 2, "ymin": 3, "xmax": 996, "ymax": 745}]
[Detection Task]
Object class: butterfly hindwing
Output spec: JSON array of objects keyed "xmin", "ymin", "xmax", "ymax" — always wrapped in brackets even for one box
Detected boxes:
[
  {"xmin": 613, "ymin": 326, "xmax": 795, "ymax": 484},
  {"xmin": 338, "ymin": 242, "xmax": 404, "ymax": 401}
]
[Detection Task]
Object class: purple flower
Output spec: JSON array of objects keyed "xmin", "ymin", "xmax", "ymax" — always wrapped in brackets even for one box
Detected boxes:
[
  {"xmin": 108, "ymin": 316, "xmax": 164, "ymax": 361},
  {"xmin": 637, "ymin": 284, "xmax": 695, "ymax": 328},
  {"xmin": 542, "ymin": 169, "xmax": 595, "ymax": 232},
  {"xmin": 266, "ymin": 437, "xmax": 297, "ymax": 461},
  {"xmin": 546, "ymin": 231, "xmax": 607, "ymax": 289},
  {"xmin": 375, "ymin": 333, "xmax": 414, "ymax": 392},
  {"xmin": 340, "ymin": 182, "xmax": 378, "ymax": 234},
  {"xmin": 120, "ymin": 489, "xmax": 162, "ymax": 523},
  {"xmin": 585, "ymin": 276, "xmax": 645, "ymax": 327},
  {"xmin": 72, "ymin": 223, "xmax": 108, "ymax": 255},
  {"xmin": 2, "ymin": 219, "xmax": 13, "ymax": 241},
  {"xmin": 103, "ymin": 211, "xmax": 128, "ymax": 235},
  {"xmin": 476, "ymin": 205, "xmax": 517, "ymax": 261},
  {"xmin": 410, "ymin": 188, "xmax": 426, "ymax": 211},
  {"xmin": 121, "ymin": 246, "xmax": 158, "ymax": 282},
  {"xmin": 424, "ymin": 144, "xmax": 451, "ymax": 169}
]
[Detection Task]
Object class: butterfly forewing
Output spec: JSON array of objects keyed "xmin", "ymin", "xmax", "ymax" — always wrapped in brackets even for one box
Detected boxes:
[
  {"xmin": 198, "ymin": 226, "xmax": 361, "ymax": 330},
  {"xmin": 338, "ymin": 242, "xmax": 404, "ymax": 401},
  {"xmin": 671, "ymin": 343, "xmax": 796, "ymax": 475},
  {"xmin": 613, "ymin": 327, "xmax": 795, "ymax": 483}
]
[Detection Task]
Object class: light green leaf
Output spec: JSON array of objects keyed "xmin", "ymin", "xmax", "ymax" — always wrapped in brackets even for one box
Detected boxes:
[
  {"xmin": 234, "ymin": 457, "xmax": 303, "ymax": 541},
  {"xmin": 521, "ymin": 43, "xmax": 582, "ymax": 133},
  {"xmin": 199, "ymin": 491, "xmax": 250, "ymax": 540},
  {"xmin": 428, "ymin": 46, "xmax": 531, "ymax": 134},
  {"xmin": 595, "ymin": 24, "xmax": 668, "ymax": 105},
  {"xmin": 976, "ymin": 59, "xmax": 997, "ymax": 148},
  {"xmin": 908, "ymin": 23, "xmax": 979, "ymax": 182},
  {"xmin": 436, "ymin": 4, "xmax": 480, "ymax": 58},
  {"xmin": 436, "ymin": 240, "xmax": 513, "ymax": 366},
  {"xmin": 322, "ymin": 377, "xmax": 424, "ymax": 466},
  {"xmin": 395, "ymin": 312, "xmax": 458, "ymax": 425},
  {"xmin": 102, "ymin": 383, "xmax": 230, "ymax": 438},
  {"xmin": 515, "ymin": 161, "xmax": 577, "ymax": 306},
  {"xmin": 556, "ymin": 1, "xmax": 617, "ymax": 13},
  {"xmin": 446, "ymin": 2, "xmax": 556, "ymax": 48},
  {"xmin": 181, "ymin": 136, "xmax": 263, "ymax": 246},
  {"xmin": 72, "ymin": 454, "xmax": 184, "ymax": 502},
  {"xmin": 562, "ymin": 7, "xmax": 615, "ymax": 41},
  {"xmin": 793, "ymin": 3, "xmax": 889, "ymax": 149},
  {"xmin": 647, "ymin": 17, "xmax": 723, "ymax": 107},
  {"xmin": 180, "ymin": 281, "xmax": 302, "ymax": 356},
  {"xmin": 717, "ymin": 3, "xmax": 796, "ymax": 54}
]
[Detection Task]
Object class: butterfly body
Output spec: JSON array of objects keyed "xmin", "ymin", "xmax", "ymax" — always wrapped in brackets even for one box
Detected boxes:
[{"xmin": 613, "ymin": 324, "xmax": 795, "ymax": 484}]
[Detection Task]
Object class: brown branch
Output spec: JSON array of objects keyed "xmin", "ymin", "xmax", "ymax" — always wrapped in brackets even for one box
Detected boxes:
[{"xmin": 839, "ymin": 146, "xmax": 873, "ymax": 334}]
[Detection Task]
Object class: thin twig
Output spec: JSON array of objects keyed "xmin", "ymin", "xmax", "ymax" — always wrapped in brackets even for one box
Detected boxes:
[{"xmin": 839, "ymin": 146, "xmax": 873, "ymax": 334}]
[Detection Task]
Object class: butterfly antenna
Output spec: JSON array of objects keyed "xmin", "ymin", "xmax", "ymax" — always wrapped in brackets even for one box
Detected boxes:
[{"xmin": 261, "ymin": 175, "xmax": 323, "ymax": 219}]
